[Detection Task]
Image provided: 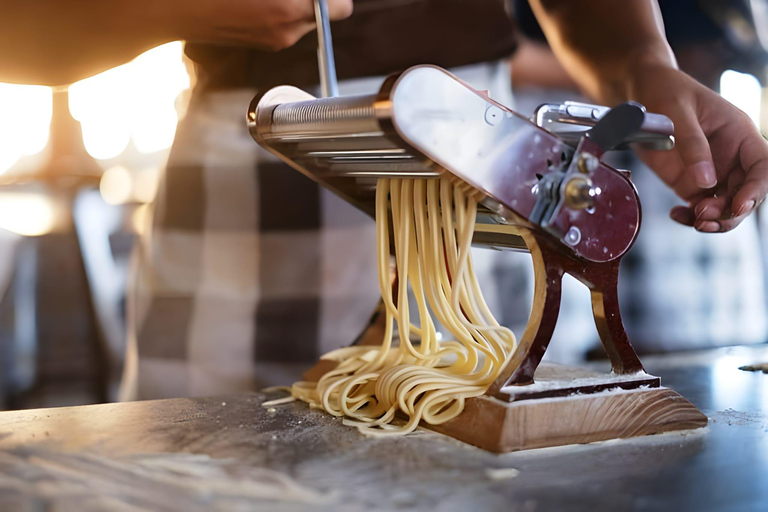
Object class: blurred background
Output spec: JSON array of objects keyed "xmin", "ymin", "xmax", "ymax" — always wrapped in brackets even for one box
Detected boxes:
[
  {"xmin": 0, "ymin": 0, "xmax": 766, "ymax": 409},
  {"xmin": 0, "ymin": 42, "xmax": 193, "ymax": 409}
]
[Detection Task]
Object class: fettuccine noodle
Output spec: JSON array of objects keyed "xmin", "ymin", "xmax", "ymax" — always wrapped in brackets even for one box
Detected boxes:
[{"xmin": 291, "ymin": 178, "xmax": 518, "ymax": 435}]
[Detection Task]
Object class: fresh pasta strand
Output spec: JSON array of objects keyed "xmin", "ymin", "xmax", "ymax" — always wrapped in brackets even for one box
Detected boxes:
[{"xmin": 291, "ymin": 178, "xmax": 519, "ymax": 435}]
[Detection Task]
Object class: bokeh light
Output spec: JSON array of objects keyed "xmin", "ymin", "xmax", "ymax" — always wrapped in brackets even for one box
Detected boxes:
[
  {"xmin": 0, "ymin": 84, "xmax": 53, "ymax": 174},
  {"xmin": 99, "ymin": 166, "xmax": 133, "ymax": 205},
  {"xmin": 69, "ymin": 41, "xmax": 191, "ymax": 161},
  {"xmin": 132, "ymin": 204, "xmax": 150, "ymax": 235},
  {"xmin": 0, "ymin": 192, "xmax": 56, "ymax": 236},
  {"xmin": 720, "ymin": 69, "xmax": 762, "ymax": 128}
]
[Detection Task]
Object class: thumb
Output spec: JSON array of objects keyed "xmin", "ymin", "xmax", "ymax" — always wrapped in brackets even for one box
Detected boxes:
[
  {"xmin": 327, "ymin": 0, "xmax": 354, "ymax": 20},
  {"xmin": 730, "ymin": 129, "xmax": 768, "ymax": 218},
  {"xmin": 673, "ymin": 106, "xmax": 718, "ymax": 190}
]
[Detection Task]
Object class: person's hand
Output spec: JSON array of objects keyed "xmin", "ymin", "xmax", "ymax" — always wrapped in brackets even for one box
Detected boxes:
[
  {"xmin": 626, "ymin": 64, "xmax": 768, "ymax": 232},
  {"xmin": 180, "ymin": 0, "xmax": 354, "ymax": 51}
]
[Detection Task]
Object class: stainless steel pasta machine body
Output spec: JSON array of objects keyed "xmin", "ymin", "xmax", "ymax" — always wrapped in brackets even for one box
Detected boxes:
[{"xmin": 246, "ymin": 66, "xmax": 707, "ymax": 453}]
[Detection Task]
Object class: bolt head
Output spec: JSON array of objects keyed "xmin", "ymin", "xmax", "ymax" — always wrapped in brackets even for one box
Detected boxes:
[
  {"xmin": 565, "ymin": 226, "xmax": 582, "ymax": 246},
  {"xmin": 577, "ymin": 153, "xmax": 599, "ymax": 174}
]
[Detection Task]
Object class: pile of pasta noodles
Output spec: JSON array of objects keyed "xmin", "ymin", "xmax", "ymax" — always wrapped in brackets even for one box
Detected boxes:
[{"xmin": 290, "ymin": 178, "xmax": 518, "ymax": 435}]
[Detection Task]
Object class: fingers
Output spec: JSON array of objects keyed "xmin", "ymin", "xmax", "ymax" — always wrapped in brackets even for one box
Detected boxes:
[
  {"xmin": 327, "ymin": 0, "xmax": 354, "ymax": 19},
  {"xmin": 694, "ymin": 192, "xmax": 728, "ymax": 219},
  {"xmin": 694, "ymin": 214, "xmax": 751, "ymax": 233},
  {"xmin": 263, "ymin": 0, "xmax": 351, "ymax": 51},
  {"xmin": 695, "ymin": 119, "xmax": 768, "ymax": 231},
  {"xmin": 727, "ymin": 167, "xmax": 746, "ymax": 197},
  {"xmin": 193, "ymin": 0, "xmax": 353, "ymax": 50},
  {"xmin": 297, "ymin": 0, "xmax": 354, "ymax": 20},
  {"xmin": 274, "ymin": 0, "xmax": 316, "ymax": 22},
  {"xmin": 689, "ymin": 184, "xmax": 747, "ymax": 232},
  {"xmin": 261, "ymin": 21, "xmax": 317, "ymax": 51},
  {"xmin": 689, "ymin": 191, "xmax": 750, "ymax": 233},
  {"xmin": 634, "ymin": 69, "xmax": 768, "ymax": 234},
  {"xmin": 666, "ymin": 99, "xmax": 766, "ymax": 233},
  {"xmin": 670, "ymin": 206, "xmax": 695, "ymax": 226},
  {"xmin": 673, "ymin": 106, "xmax": 718, "ymax": 189},
  {"xmin": 671, "ymin": 192, "xmax": 731, "ymax": 232},
  {"xmin": 276, "ymin": 0, "xmax": 353, "ymax": 27},
  {"xmin": 731, "ymin": 131, "xmax": 768, "ymax": 218}
]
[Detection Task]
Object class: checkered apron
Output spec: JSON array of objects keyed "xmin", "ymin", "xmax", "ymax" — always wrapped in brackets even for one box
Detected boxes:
[{"xmin": 120, "ymin": 61, "xmax": 534, "ymax": 400}]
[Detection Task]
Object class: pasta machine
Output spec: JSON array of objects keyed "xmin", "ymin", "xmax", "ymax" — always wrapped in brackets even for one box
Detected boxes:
[
  {"xmin": 245, "ymin": 0, "xmax": 708, "ymax": 452},
  {"xmin": 247, "ymin": 66, "xmax": 672, "ymax": 264},
  {"xmin": 247, "ymin": 64, "xmax": 677, "ymax": 385}
]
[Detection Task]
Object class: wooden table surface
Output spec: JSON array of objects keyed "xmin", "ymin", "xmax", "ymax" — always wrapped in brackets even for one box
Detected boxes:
[{"xmin": 0, "ymin": 345, "xmax": 766, "ymax": 512}]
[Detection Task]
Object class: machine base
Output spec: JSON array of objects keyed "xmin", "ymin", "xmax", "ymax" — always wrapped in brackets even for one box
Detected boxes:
[{"xmin": 429, "ymin": 363, "xmax": 708, "ymax": 453}]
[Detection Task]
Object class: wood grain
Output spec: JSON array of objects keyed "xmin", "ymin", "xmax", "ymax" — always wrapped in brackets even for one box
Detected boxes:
[
  {"xmin": 1, "ymin": 346, "xmax": 766, "ymax": 512},
  {"xmin": 431, "ymin": 387, "xmax": 708, "ymax": 453}
]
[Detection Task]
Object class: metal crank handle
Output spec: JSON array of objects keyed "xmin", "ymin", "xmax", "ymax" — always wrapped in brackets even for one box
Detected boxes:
[
  {"xmin": 533, "ymin": 101, "xmax": 675, "ymax": 150},
  {"xmin": 314, "ymin": 0, "xmax": 339, "ymax": 98}
]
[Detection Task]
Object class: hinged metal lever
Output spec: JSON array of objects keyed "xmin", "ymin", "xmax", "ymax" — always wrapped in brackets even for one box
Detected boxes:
[
  {"xmin": 555, "ymin": 103, "xmax": 644, "ymax": 215},
  {"xmin": 530, "ymin": 102, "xmax": 647, "ymax": 228},
  {"xmin": 533, "ymin": 101, "xmax": 675, "ymax": 150},
  {"xmin": 585, "ymin": 102, "xmax": 647, "ymax": 153}
]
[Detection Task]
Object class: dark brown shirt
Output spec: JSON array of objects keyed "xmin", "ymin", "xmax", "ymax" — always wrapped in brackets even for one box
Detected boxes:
[{"xmin": 185, "ymin": 0, "xmax": 517, "ymax": 90}]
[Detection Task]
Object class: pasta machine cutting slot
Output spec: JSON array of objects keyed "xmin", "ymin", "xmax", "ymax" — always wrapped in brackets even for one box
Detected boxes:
[{"xmin": 247, "ymin": 67, "xmax": 707, "ymax": 452}]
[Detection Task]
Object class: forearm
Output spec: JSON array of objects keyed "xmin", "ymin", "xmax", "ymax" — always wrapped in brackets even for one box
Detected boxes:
[
  {"xmin": 527, "ymin": 0, "xmax": 677, "ymax": 104},
  {"xmin": 0, "ymin": 1, "xmax": 176, "ymax": 86}
]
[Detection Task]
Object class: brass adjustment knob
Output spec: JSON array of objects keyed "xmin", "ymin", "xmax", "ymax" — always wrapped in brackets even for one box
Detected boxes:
[
  {"xmin": 577, "ymin": 153, "xmax": 599, "ymax": 174},
  {"xmin": 564, "ymin": 176, "xmax": 596, "ymax": 210}
]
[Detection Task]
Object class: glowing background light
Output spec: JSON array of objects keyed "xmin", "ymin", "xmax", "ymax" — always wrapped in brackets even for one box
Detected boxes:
[
  {"xmin": 719, "ymin": 69, "xmax": 762, "ymax": 127},
  {"xmin": 0, "ymin": 192, "xmax": 56, "ymax": 236},
  {"xmin": 100, "ymin": 166, "xmax": 133, "ymax": 206},
  {"xmin": 131, "ymin": 168, "xmax": 160, "ymax": 203},
  {"xmin": 0, "ymin": 84, "xmax": 53, "ymax": 174},
  {"xmin": 750, "ymin": 0, "xmax": 768, "ymax": 52},
  {"xmin": 69, "ymin": 41, "xmax": 191, "ymax": 161},
  {"xmin": 132, "ymin": 204, "xmax": 150, "ymax": 235}
]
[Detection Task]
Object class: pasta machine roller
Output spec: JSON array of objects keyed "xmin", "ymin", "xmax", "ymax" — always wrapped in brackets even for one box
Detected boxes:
[{"xmin": 247, "ymin": 65, "xmax": 674, "ymax": 264}]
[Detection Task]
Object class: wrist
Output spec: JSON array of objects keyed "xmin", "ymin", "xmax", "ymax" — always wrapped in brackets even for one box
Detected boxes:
[{"xmin": 616, "ymin": 43, "xmax": 678, "ymax": 101}]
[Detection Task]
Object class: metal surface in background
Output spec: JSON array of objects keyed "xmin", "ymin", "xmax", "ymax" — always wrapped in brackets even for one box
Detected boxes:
[{"xmin": 0, "ymin": 345, "xmax": 765, "ymax": 511}]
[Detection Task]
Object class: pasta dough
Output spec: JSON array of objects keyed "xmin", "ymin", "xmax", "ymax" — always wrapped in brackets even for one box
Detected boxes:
[{"xmin": 291, "ymin": 178, "xmax": 518, "ymax": 435}]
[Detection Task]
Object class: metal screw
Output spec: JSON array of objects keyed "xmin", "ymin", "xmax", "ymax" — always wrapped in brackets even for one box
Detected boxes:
[
  {"xmin": 563, "ymin": 176, "xmax": 596, "ymax": 210},
  {"xmin": 485, "ymin": 105, "xmax": 503, "ymax": 126},
  {"xmin": 565, "ymin": 226, "xmax": 582, "ymax": 246},
  {"xmin": 577, "ymin": 153, "xmax": 599, "ymax": 174}
]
